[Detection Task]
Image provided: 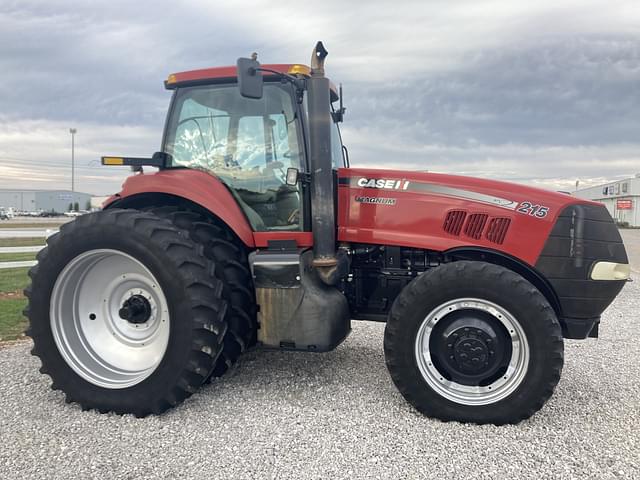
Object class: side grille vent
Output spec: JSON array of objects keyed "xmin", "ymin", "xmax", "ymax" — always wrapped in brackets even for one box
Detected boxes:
[
  {"xmin": 443, "ymin": 210, "xmax": 467, "ymax": 236},
  {"xmin": 486, "ymin": 217, "xmax": 511, "ymax": 244},
  {"xmin": 464, "ymin": 214, "xmax": 488, "ymax": 240}
]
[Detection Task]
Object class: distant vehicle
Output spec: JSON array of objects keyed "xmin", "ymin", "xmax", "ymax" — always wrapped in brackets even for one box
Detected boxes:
[
  {"xmin": 63, "ymin": 211, "xmax": 86, "ymax": 217},
  {"xmin": 40, "ymin": 211, "xmax": 62, "ymax": 218},
  {"xmin": 0, "ymin": 209, "xmax": 8, "ymax": 220}
]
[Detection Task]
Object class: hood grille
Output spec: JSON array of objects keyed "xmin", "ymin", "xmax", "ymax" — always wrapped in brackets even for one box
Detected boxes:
[
  {"xmin": 464, "ymin": 214, "xmax": 488, "ymax": 240},
  {"xmin": 443, "ymin": 210, "xmax": 467, "ymax": 236},
  {"xmin": 486, "ymin": 217, "xmax": 511, "ymax": 244},
  {"xmin": 443, "ymin": 211, "xmax": 510, "ymax": 244}
]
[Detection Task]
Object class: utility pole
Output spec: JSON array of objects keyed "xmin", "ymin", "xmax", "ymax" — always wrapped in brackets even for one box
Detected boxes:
[{"xmin": 70, "ymin": 128, "xmax": 77, "ymax": 192}]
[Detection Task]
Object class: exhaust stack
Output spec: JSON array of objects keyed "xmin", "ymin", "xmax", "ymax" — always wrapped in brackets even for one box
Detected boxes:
[{"xmin": 307, "ymin": 42, "xmax": 339, "ymax": 284}]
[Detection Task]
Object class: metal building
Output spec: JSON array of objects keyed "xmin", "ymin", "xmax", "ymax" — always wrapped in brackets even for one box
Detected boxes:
[
  {"xmin": 0, "ymin": 189, "xmax": 92, "ymax": 214},
  {"xmin": 573, "ymin": 175, "xmax": 640, "ymax": 227}
]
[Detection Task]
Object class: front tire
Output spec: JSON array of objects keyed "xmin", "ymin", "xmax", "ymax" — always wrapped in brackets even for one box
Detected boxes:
[
  {"xmin": 384, "ymin": 261, "xmax": 564, "ymax": 425},
  {"xmin": 25, "ymin": 209, "xmax": 227, "ymax": 416}
]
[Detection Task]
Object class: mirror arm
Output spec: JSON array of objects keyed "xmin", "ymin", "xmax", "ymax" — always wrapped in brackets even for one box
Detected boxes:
[{"xmin": 255, "ymin": 68, "xmax": 306, "ymax": 103}]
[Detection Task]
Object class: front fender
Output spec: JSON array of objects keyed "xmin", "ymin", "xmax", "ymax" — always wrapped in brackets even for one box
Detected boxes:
[{"xmin": 103, "ymin": 169, "xmax": 255, "ymax": 247}]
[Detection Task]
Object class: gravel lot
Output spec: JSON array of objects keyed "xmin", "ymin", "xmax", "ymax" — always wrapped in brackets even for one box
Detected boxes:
[{"xmin": 1, "ymin": 232, "xmax": 639, "ymax": 479}]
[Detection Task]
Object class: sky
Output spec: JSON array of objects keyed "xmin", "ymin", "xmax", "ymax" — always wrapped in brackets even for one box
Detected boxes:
[{"xmin": 0, "ymin": 0, "xmax": 639, "ymax": 195}]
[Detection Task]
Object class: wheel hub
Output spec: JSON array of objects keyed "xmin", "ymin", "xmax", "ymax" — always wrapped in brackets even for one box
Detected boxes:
[
  {"xmin": 50, "ymin": 249, "xmax": 170, "ymax": 389},
  {"xmin": 119, "ymin": 294, "xmax": 152, "ymax": 324},
  {"xmin": 451, "ymin": 331, "xmax": 491, "ymax": 374},
  {"xmin": 414, "ymin": 298, "xmax": 530, "ymax": 406}
]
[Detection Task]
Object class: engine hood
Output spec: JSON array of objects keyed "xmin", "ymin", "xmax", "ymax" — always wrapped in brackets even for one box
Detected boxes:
[{"xmin": 337, "ymin": 168, "xmax": 600, "ymax": 266}]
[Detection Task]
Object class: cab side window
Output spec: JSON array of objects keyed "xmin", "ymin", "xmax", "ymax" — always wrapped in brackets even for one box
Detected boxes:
[{"xmin": 330, "ymin": 119, "xmax": 345, "ymax": 168}]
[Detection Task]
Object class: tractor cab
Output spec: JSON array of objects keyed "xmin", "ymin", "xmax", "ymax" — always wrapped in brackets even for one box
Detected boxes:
[{"xmin": 162, "ymin": 64, "xmax": 345, "ymax": 233}]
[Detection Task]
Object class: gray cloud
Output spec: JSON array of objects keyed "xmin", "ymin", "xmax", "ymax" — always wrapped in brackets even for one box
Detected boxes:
[
  {"xmin": 347, "ymin": 35, "xmax": 640, "ymax": 147},
  {"xmin": 1, "ymin": 0, "xmax": 639, "ymax": 194}
]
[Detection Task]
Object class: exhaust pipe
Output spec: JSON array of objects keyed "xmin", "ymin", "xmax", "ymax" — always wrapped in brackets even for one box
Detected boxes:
[{"xmin": 307, "ymin": 42, "xmax": 340, "ymax": 285}]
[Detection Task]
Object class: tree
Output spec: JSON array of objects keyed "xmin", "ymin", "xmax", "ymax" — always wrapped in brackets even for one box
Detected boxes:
[
  {"xmin": 68, "ymin": 203, "xmax": 73, "ymax": 212},
  {"xmin": 73, "ymin": 202, "xmax": 79, "ymax": 212},
  {"xmin": 85, "ymin": 200, "xmax": 92, "ymax": 211}
]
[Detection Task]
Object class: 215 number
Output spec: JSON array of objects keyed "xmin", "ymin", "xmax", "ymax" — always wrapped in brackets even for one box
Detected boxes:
[{"xmin": 517, "ymin": 201, "xmax": 549, "ymax": 218}]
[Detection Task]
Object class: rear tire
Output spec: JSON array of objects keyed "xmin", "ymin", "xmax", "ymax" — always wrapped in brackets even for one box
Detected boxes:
[
  {"xmin": 143, "ymin": 206, "xmax": 257, "ymax": 379},
  {"xmin": 384, "ymin": 261, "xmax": 564, "ymax": 425},
  {"xmin": 24, "ymin": 209, "xmax": 227, "ymax": 416}
]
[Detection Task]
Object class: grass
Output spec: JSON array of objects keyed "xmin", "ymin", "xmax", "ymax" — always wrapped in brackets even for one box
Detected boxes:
[
  {"xmin": 0, "ymin": 252, "xmax": 37, "ymax": 262},
  {"xmin": 0, "ymin": 268, "xmax": 30, "ymax": 342},
  {"xmin": 0, "ymin": 298, "xmax": 28, "ymax": 341},
  {"xmin": 0, "ymin": 267, "xmax": 30, "ymax": 293},
  {"xmin": 0, "ymin": 222, "xmax": 63, "ymax": 229},
  {"xmin": 0, "ymin": 237, "xmax": 45, "ymax": 248}
]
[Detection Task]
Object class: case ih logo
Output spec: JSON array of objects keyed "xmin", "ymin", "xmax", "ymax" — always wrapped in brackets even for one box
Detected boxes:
[{"xmin": 357, "ymin": 178, "xmax": 410, "ymax": 190}]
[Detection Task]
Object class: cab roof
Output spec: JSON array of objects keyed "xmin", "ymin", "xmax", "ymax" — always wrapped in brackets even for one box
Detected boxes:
[
  {"xmin": 165, "ymin": 63, "xmax": 339, "ymax": 101},
  {"xmin": 165, "ymin": 64, "xmax": 310, "ymax": 89}
]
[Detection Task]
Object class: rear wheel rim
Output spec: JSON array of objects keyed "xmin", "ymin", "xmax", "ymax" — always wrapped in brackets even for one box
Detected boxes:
[
  {"xmin": 414, "ymin": 298, "xmax": 529, "ymax": 406},
  {"xmin": 50, "ymin": 249, "xmax": 170, "ymax": 389}
]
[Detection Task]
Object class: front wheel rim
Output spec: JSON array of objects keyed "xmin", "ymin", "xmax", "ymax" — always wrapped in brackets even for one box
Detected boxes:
[
  {"xmin": 50, "ymin": 249, "xmax": 170, "ymax": 389},
  {"xmin": 414, "ymin": 298, "xmax": 529, "ymax": 406}
]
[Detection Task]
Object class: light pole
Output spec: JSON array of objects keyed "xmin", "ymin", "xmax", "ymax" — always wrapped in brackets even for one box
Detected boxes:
[{"xmin": 69, "ymin": 128, "xmax": 77, "ymax": 193}]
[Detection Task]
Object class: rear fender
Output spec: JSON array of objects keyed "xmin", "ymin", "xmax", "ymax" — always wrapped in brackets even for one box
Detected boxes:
[{"xmin": 103, "ymin": 169, "xmax": 255, "ymax": 247}]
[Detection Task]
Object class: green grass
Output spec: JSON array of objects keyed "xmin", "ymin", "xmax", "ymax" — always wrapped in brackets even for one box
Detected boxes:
[
  {"xmin": 0, "ymin": 237, "xmax": 45, "ymax": 248},
  {"xmin": 0, "ymin": 298, "xmax": 28, "ymax": 341},
  {"xmin": 0, "ymin": 222, "xmax": 63, "ymax": 229},
  {"xmin": 0, "ymin": 268, "xmax": 30, "ymax": 293},
  {"xmin": 0, "ymin": 252, "xmax": 37, "ymax": 262},
  {"xmin": 0, "ymin": 268, "xmax": 30, "ymax": 342}
]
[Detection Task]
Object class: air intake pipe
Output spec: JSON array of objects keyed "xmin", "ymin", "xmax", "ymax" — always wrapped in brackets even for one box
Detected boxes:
[{"xmin": 307, "ymin": 42, "xmax": 341, "ymax": 285}]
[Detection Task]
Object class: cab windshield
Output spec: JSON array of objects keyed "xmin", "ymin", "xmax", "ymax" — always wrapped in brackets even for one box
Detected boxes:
[{"xmin": 164, "ymin": 83, "xmax": 304, "ymax": 231}]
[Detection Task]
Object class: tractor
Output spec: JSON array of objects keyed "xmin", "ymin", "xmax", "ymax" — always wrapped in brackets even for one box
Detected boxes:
[{"xmin": 25, "ymin": 42, "xmax": 629, "ymax": 425}]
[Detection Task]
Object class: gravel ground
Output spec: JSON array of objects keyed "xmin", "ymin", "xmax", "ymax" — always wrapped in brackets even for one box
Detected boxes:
[{"xmin": 1, "ymin": 233, "xmax": 639, "ymax": 479}]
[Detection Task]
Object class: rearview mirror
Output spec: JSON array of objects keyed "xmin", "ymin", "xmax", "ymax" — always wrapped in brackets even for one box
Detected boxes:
[{"xmin": 237, "ymin": 57, "xmax": 263, "ymax": 99}]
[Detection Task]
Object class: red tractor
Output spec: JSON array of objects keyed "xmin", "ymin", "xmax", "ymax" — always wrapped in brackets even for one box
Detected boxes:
[{"xmin": 25, "ymin": 43, "xmax": 629, "ymax": 424}]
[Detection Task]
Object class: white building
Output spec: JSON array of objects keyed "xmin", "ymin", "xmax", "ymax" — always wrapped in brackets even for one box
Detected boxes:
[
  {"xmin": 574, "ymin": 175, "xmax": 640, "ymax": 227},
  {"xmin": 0, "ymin": 189, "xmax": 92, "ymax": 214}
]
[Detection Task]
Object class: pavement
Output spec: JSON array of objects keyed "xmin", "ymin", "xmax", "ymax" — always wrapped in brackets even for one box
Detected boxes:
[
  {"xmin": 0, "ymin": 246, "xmax": 43, "ymax": 253},
  {"xmin": 0, "ymin": 231, "xmax": 638, "ymax": 479},
  {"xmin": 0, "ymin": 229, "xmax": 55, "ymax": 238},
  {"xmin": 0, "ymin": 261, "xmax": 37, "ymax": 269},
  {"xmin": 620, "ymin": 229, "xmax": 640, "ymax": 273}
]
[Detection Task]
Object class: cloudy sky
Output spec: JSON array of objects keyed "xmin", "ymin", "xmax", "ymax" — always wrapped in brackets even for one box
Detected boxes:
[{"xmin": 1, "ymin": 0, "xmax": 639, "ymax": 195}]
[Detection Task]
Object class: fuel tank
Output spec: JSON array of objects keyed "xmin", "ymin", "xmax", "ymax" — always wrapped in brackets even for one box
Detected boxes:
[{"xmin": 337, "ymin": 167, "xmax": 596, "ymax": 266}]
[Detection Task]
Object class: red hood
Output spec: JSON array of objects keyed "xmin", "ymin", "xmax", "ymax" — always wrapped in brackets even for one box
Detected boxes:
[
  {"xmin": 339, "ymin": 167, "xmax": 595, "ymax": 210},
  {"xmin": 337, "ymin": 167, "xmax": 598, "ymax": 265}
]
